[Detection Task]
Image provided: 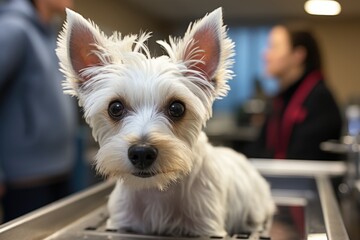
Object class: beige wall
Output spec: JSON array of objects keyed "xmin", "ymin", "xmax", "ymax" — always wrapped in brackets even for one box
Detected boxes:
[
  {"xmin": 73, "ymin": 0, "xmax": 170, "ymax": 51},
  {"xmin": 311, "ymin": 19, "xmax": 360, "ymax": 105}
]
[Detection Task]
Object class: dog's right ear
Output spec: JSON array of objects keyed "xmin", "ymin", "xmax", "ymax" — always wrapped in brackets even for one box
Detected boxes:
[{"xmin": 57, "ymin": 9, "xmax": 108, "ymax": 96}]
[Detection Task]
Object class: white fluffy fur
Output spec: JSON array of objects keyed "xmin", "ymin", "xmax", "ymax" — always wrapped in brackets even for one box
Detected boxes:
[{"xmin": 57, "ymin": 8, "xmax": 275, "ymax": 237}]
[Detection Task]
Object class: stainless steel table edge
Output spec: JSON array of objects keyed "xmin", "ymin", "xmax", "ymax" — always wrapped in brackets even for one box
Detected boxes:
[
  {"xmin": 316, "ymin": 175, "xmax": 350, "ymax": 240},
  {"xmin": 0, "ymin": 180, "xmax": 115, "ymax": 240},
  {"xmin": 250, "ymin": 159, "xmax": 346, "ymax": 177}
]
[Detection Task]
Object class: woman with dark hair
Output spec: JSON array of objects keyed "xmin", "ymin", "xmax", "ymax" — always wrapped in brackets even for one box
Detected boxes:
[{"xmin": 245, "ymin": 25, "xmax": 343, "ymax": 160}]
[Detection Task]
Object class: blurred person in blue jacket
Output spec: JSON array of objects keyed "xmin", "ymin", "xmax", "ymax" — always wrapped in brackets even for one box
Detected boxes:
[{"xmin": 0, "ymin": 0, "xmax": 76, "ymax": 222}]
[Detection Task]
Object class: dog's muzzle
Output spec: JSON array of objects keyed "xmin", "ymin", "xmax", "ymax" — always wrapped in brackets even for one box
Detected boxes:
[{"xmin": 128, "ymin": 144, "xmax": 158, "ymax": 171}]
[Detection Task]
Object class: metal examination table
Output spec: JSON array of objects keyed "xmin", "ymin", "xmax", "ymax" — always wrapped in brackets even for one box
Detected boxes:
[{"xmin": 0, "ymin": 160, "xmax": 350, "ymax": 240}]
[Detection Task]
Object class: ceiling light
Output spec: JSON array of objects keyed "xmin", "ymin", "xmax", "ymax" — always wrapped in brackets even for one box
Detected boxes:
[{"xmin": 304, "ymin": 0, "xmax": 341, "ymax": 16}]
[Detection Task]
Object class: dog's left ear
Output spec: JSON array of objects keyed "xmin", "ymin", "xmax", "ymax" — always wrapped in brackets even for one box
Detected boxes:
[{"xmin": 160, "ymin": 8, "xmax": 234, "ymax": 98}]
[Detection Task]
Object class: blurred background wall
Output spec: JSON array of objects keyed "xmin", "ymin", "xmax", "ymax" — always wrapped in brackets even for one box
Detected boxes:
[
  {"xmin": 73, "ymin": 0, "xmax": 360, "ymax": 107},
  {"xmin": 313, "ymin": 19, "xmax": 360, "ymax": 104}
]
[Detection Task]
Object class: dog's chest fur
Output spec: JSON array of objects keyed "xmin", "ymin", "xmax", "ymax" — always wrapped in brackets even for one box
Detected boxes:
[{"xmin": 107, "ymin": 133, "xmax": 228, "ymax": 235}]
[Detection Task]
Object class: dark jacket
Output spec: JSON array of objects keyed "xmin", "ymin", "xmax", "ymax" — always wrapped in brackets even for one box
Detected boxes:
[
  {"xmin": 0, "ymin": 0, "xmax": 77, "ymax": 182},
  {"xmin": 245, "ymin": 70, "xmax": 343, "ymax": 160}
]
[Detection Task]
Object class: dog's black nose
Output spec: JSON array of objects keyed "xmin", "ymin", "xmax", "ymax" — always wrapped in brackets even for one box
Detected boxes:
[{"xmin": 128, "ymin": 144, "xmax": 158, "ymax": 170}]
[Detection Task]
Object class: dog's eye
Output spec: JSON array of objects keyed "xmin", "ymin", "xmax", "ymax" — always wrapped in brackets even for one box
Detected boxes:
[
  {"xmin": 168, "ymin": 101, "xmax": 185, "ymax": 119},
  {"xmin": 108, "ymin": 101, "xmax": 125, "ymax": 120}
]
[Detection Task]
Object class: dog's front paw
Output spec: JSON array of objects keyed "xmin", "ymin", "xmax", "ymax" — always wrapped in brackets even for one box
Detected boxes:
[{"xmin": 106, "ymin": 218, "xmax": 118, "ymax": 231}]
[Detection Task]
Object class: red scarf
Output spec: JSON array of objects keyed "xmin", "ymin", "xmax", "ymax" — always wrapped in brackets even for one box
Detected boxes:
[{"xmin": 266, "ymin": 70, "xmax": 323, "ymax": 159}]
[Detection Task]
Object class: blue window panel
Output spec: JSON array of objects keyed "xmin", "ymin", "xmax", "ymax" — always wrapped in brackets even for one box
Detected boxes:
[{"xmin": 213, "ymin": 26, "xmax": 279, "ymax": 114}]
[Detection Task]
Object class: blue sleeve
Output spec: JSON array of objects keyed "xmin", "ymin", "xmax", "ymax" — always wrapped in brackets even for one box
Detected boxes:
[
  {"xmin": 0, "ymin": 19, "xmax": 27, "ymax": 92},
  {"xmin": 0, "ymin": 168, "xmax": 4, "ymax": 183},
  {"xmin": 0, "ymin": 18, "xmax": 27, "ymax": 182}
]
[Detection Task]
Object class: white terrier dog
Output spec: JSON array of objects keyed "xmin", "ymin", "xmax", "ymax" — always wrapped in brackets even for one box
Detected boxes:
[{"xmin": 57, "ymin": 8, "xmax": 275, "ymax": 237}]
